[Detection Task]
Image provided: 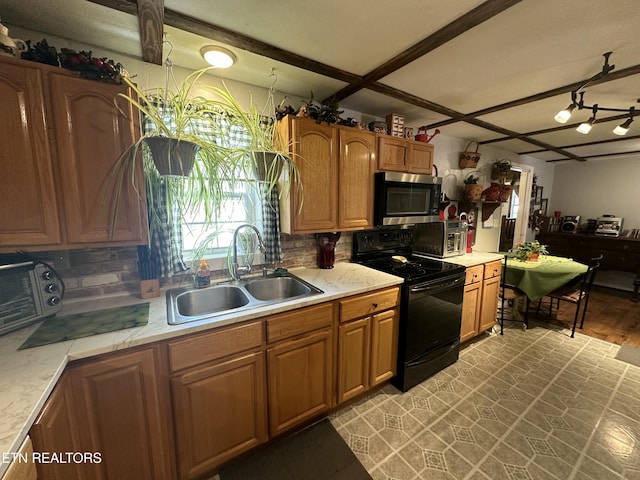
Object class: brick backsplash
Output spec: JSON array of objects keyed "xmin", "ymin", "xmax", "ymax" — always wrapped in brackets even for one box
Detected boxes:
[{"xmin": 36, "ymin": 233, "xmax": 354, "ymax": 300}]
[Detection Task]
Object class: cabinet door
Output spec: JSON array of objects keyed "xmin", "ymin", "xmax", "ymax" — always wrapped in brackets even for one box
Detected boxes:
[
  {"xmin": 338, "ymin": 318, "xmax": 370, "ymax": 403},
  {"xmin": 0, "ymin": 59, "xmax": 61, "ymax": 247},
  {"xmin": 171, "ymin": 351, "xmax": 267, "ymax": 480},
  {"xmin": 370, "ymin": 308, "xmax": 399, "ymax": 386},
  {"xmin": 338, "ymin": 129, "xmax": 375, "ymax": 229},
  {"xmin": 267, "ymin": 328, "xmax": 333, "ymax": 436},
  {"xmin": 48, "ymin": 73, "xmax": 148, "ymax": 246},
  {"xmin": 377, "ymin": 136, "xmax": 408, "ymax": 171},
  {"xmin": 461, "ymin": 282, "xmax": 482, "ymax": 342},
  {"xmin": 290, "ymin": 118, "xmax": 338, "ymax": 233},
  {"xmin": 479, "ymin": 276, "xmax": 500, "ymax": 333},
  {"xmin": 30, "ymin": 374, "xmax": 84, "ymax": 480},
  {"xmin": 70, "ymin": 346, "xmax": 173, "ymax": 480},
  {"xmin": 408, "ymin": 142, "xmax": 434, "ymax": 174}
]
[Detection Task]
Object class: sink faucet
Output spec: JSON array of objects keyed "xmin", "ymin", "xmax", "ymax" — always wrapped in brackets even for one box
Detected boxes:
[{"xmin": 231, "ymin": 224, "xmax": 267, "ymax": 283}]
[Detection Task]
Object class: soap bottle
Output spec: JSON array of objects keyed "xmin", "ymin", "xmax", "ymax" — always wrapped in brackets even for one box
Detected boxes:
[{"xmin": 195, "ymin": 259, "xmax": 211, "ymax": 288}]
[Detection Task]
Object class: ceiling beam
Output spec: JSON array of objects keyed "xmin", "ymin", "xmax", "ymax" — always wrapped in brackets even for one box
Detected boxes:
[
  {"xmin": 546, "ymin": 150, "xmax": 640, "ymax": 162},
  {"xmin": 428, "ymin": 64, "xmax": 640, "ymax": 129},
  {"xmin": 481, "ymin": 113, "xmax": 631, "ymax": 145},
  {"xmin": 136, "ymin": 0, "xmax": 164, "ymax": 65},
  {"xmin": 86, "ymin": 0, "xmax": 362, "ymax": 84},
  {"xmin": 518, "ymin": 134, "xmax": 640, "ymax": 155},
  {"xmin": 323, "ymin": 0, "xmax": 523, "ymax": 104},
  {"xmin": 369, "ymin": 83, "xmax": 588, "ymax": 161}
]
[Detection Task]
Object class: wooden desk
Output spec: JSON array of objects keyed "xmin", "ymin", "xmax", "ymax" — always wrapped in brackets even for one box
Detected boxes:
[{"xmin": 537, "ymin": 232, "xmax": 640, "ymax": 301}]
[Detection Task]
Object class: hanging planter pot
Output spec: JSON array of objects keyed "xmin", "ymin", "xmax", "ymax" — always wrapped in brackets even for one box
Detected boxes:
[
  {"xmin": 144, "ymin": 136, "xmax": 200, "ymax": 177},
  {"xmin": 251, "ymin": 151, "xmax": 285, "ymax": 183}
]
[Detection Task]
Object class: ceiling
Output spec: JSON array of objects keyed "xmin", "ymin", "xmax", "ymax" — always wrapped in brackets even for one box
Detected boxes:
[{"xmin": 2, "ymin": 0, "xmax": 640, "ymax": 163}]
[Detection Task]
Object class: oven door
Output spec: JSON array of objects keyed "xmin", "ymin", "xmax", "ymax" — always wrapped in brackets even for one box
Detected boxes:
[
  {"xmin": 402, "ymin": 273, "xmax": 465, "ymax": 360},
  {"xmin": 392, "ymin": 272, "xmax": 465, "ymax": 391}
]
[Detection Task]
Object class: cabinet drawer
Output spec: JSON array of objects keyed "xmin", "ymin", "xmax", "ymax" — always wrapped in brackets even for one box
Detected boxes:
[
  {"xmin": 266, "ymin": 303, "xmax": 334, "ymax": 344},
  {"xmin": 465, "ymin": 265, "xmax": 484, "ymax": 285},
  {"xmin": 483, "ymin": 260, "xmax": 502, "ymax": 280},
  {"xmin": 339, "ymin": 287, "xmax": 400, "ymax": 323},
  {"xmin": 168, "ymin": 321, "xmax": 263, "ymax": 372}
]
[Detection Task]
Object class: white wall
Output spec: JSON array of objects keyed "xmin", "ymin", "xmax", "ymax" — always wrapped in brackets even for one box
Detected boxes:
[{"xmin": 551, "ymin": 155, "xmax": 640, "ymax": 230}]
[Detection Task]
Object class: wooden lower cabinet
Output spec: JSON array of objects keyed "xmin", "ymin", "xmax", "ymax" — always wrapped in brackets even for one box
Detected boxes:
[
  {"xmin": 461, "ymin": 260, "xmax": 502, "ymax": 342},
  {"xmin": 267, "ymin": 327, "xmax": 334, "ymax": 436},
  {"xmin": 30, "ymin": 345, "xmax": 174, "ymax": 480},
  {"xmin": 3, "ymin": 436, "xmax": 37, "ymax": 480},
  {"xmin": 370, "ymin": 309, "xmax": 400, "ymax": 385},
  {"xmin": 171, "ymin": 351, "xmax": 267, "ymax": 480},
  {"xmin": 337, "ymin": 287, "xmax": 400, "ymax": 403},
  {"xmin": 461, "ymin": 265, "xmax": 483, "ymax": 342},
  {"xmin": 479, "ymin": 260, "xmax": 502, "ymax": 333},
  {"xmin": 338, "ymin": 318, "xmax": 371, "ymax": 401}
]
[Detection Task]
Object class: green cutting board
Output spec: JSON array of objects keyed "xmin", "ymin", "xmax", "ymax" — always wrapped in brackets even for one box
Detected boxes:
[{"xmin": 19, "ymin": 303, "xmax": 150, "ymax": 350}]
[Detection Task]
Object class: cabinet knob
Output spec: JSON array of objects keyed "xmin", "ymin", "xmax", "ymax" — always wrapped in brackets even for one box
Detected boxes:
[{"xmin": 372, "ymin": 303, "xmax": 378, "ymax": 308}]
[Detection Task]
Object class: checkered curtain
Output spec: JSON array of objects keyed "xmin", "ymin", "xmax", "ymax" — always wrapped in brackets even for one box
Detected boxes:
[
  {"xmin": 212, "ymin": 114, "xmax": 283, "ymax": 264},
  {"xmin": 142, "ymin": 109, "xmax": 282, "ymax": 276}
]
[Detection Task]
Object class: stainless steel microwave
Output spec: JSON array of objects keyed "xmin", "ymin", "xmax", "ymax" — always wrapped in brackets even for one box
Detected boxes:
[
  {"xmin": 413, "ymin": 220, "xmax": 468, "ymax": 258},
  {"xmin": 0, "ymin": 255, "xmax": 64, "ymax": 335},
  {"xmin": 374, "ymin": 172, "xmax": 442, "ymax": 225}
]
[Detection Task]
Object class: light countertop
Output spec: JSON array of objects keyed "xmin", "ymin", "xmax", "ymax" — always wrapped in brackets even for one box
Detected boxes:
[
  {"xmin": 443, "ymin": 251, "xmax": 503, "ymax": 267},
  {"xmin": 0, "ymin": 263, "xmax": 403, "ymax": 476}
]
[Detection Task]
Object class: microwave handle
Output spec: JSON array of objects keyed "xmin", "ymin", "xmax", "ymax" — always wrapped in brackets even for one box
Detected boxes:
[{"xmin": 0, "ymin": 261, "xmax": 33, "ymax": 271}]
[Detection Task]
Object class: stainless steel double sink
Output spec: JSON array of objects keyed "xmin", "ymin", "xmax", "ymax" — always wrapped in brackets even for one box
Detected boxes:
[{"xmin": 167, "ymin": 272, "xmax": 323, "ymax": 325}]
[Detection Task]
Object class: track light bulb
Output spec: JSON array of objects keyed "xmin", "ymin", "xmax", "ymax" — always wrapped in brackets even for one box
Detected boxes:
[
  {"xmin": 576, "ymin": 117, "xmax": 595, "ymax": 134},
  {"xmin": 613, "ymin": 117, "xmax": 633, "ymax": 136},
  {"xmin": 554, "ymin": 104, "xmax": 576, "ymax": 124}
]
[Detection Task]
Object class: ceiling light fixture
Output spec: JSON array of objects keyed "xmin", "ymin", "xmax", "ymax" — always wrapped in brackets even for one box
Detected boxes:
[
  {"xmin": 613, "ymin": 107, "xmax": 635, "ymax": 136},
  {"xmin": 200, "ymin": 46, "xmax": 236, "ymax": 68},
  {"xmin": 553, "ymin": 52, "xmax": 639, "ymax": 135},
  {"xmin": 577, "ymin": 106, "xmax": 597, "ymax": 134}
]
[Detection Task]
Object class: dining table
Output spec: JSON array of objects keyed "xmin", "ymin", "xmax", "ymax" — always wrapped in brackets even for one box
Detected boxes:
[{"xmin": 502, "ymin": 254, "xmax": 589, "ymax": 301}]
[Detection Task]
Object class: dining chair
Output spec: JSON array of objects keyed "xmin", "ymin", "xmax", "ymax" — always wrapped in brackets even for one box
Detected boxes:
[
  {"xmin": 499, "ymin": 254, "xmax": 530, "ymax": 335},
  {"xmin": 538, "ymin": 254, "xmax": 602, "ymax": 338}
]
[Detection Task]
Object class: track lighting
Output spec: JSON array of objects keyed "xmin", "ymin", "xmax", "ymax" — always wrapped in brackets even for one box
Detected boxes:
[
  {"xmin": 613, "ymin": 107, "xmax": 635, "ymax": 136},
  {"xmin": 554, "ymin": 104, "xmax": 576, "ymax": 123},
  {"xmin": 576, "ymin": 105, "xmax": 597, "ymax": 134},
  {"xmin": 553, "ymin": 52, "xmax": 638, "ymax": 136}
]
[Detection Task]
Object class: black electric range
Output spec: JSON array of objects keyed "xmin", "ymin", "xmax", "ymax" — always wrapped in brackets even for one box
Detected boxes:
[{"xmin": 353, "ymin": 227, "xmax": 466, "ymax": 392}]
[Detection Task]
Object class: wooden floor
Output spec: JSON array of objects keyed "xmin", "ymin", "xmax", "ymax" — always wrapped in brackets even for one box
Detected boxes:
[{"xmin": 530, "ymin": 285, "xmax": 640, "ymax": 347}]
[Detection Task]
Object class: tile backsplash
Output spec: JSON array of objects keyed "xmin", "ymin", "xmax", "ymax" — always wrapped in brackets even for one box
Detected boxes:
[{"xmin": 36, "ymin": 233, "xmax": 353, "ymax": 300}]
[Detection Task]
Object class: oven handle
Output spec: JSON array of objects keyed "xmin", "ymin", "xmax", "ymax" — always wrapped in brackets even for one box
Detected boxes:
[
  {"xmin": 407, "ymin": 339, "xmax": 460, "ymax": 367},
  {"xmin": 410, "ymin": 273, "xmax": 465, "ymax": 293}
]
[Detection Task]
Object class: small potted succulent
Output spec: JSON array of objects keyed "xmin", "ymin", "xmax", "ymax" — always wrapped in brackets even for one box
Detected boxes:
[{"xmin": 513, "ymin": 241, "xmax": 548, "ymax": 261}]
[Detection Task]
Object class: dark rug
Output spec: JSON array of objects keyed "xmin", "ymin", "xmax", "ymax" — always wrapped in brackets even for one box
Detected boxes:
[
  {"xmin": 220, "ymin": 419, "xmax": 372, "ymax": 480},
  {"xmin": 19, "ymin": 303, "xmax": 149, "ymax": 349},
  {"xmin": 615, "ymin": 344, "xmax": 640, "ymax": 367}
]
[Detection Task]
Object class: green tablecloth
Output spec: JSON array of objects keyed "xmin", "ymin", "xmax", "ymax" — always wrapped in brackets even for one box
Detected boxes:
[{"xmin": 503, "ymin": 255, "xmax": 588, "ymax": 301}]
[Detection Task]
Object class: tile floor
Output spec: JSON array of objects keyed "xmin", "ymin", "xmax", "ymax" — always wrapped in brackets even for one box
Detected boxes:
[{"xmin": 330, "ymin": 321, "xmax": 640, "ymax": 480}]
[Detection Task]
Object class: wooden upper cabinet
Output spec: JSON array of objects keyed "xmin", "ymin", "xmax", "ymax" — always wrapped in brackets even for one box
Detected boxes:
[
  {"xmin": 338, "ymin": 128, "xmax": 375, "ymax": 229},
  {"xmin": 377, "ymin": 135, "xmax": 434, "ymax": 174},
  {"xmin": 0, "ymin": 56, "xmax": 148, "ymax": 252},
  {"xmin": 278, "ymin": 116, "xmax": 374, "ymax": 234},
  {"xmin": 49, "ymin": 73, "xmax": 148, "ymax": 246},
  {"xmin": 0, "ymin": 59, "xmax": 61, "ymax": 247}
]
